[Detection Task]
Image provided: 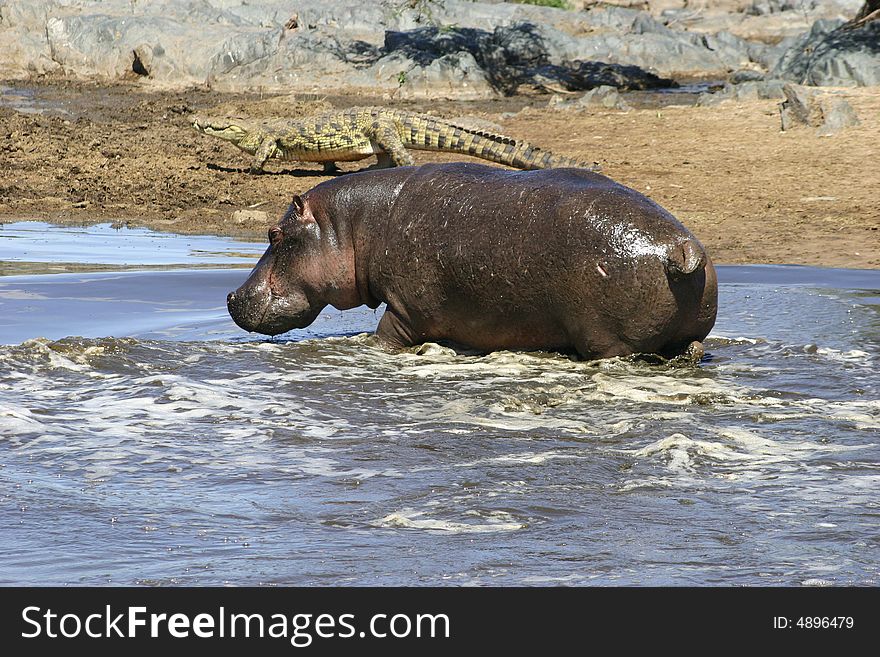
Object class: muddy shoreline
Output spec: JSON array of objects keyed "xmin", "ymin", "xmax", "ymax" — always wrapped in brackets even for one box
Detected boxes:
[{"xmin": 1, "ymin": 80, "xmax": 877, "ymax": 268}]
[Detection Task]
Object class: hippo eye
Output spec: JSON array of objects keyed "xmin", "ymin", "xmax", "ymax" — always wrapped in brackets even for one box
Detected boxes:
[{"xmin": 268, "ymin": 227, "xmax": 283, "ymax": 247}]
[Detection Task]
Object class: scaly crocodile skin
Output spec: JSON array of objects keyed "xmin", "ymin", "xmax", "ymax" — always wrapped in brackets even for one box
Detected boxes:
[{"xmin": 192, "ymin": 107, "xmax": 598, "ymax": 173}]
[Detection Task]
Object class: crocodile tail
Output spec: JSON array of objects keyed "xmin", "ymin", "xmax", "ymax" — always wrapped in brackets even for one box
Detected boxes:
[
  {"xmin": 446, "ymin": 127, "xmax": 600, "ymax": 172},
  {"xmin": 399, "ymin": 111, "xmax": 600, "ymax": 172},
  {"xmin": 504, "ymin": 146, "xmax": 601, "ymax": 172}
]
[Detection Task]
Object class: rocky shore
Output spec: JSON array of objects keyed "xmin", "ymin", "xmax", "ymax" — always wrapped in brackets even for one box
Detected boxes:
[
  {"xmin": 1, "ymin": 1, "xmax": 878, "ymax": 268},
  {"xmin": 0, "ymin": 0, "xmax": 875, "ymax": 96}
]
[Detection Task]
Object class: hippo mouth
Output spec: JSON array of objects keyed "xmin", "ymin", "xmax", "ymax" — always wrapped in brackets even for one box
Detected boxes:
[
  {"xmin": 227, "ymin": 288, "xmax": 322, "ymax": 336},
  {"xmin": 228, "ymin": 288, "xmax": 271, "ymax": 334},
  {"xmin": 251, "ymin": 297, "xmax": 291, "ymax": 336}
]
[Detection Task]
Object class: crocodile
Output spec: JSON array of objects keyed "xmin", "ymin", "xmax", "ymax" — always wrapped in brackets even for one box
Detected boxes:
[{"xmin": 191, "ymin": 106, "xmax": 599, "ymax": 174}]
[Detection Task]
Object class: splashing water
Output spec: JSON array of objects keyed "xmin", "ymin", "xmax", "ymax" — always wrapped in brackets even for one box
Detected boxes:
[{"xmin": 0, "ymin": 223, "xmax": 877, "ymax": 585}]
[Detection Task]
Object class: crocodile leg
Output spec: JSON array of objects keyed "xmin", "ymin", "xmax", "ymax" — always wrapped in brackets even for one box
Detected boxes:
[
  {"xmin": 374, "ymin": 153, "xmax": 394, "ymax": 169},
  {"xmin": 250, "ymin": 137, "xmax": 278, "ymax": 174},
  {"xmin": 322, "ymin": 161, "xmax": 340, "ymax": 174},
  {"xmin": 367, "ymin": 121, "xmax": 415, "ymax": 167}
]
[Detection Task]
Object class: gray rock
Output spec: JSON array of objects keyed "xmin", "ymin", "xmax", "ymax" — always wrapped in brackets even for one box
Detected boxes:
[
  {"xmin": 749, "ymin": 34, "xmax": 799, "ymax": 71},
  {"xmin": 549, "ymin": 84, "xmax": 633, "ymax": 112},
  {"xmin": 747, "ymin": 0, "xmax": 806, "ymax": 14},
  {"xmin": 576, "ymin": 85, "xmax": 631, "ymax": 110},
  {"xmin": 733, "ymin": 81, "xmax": 763, "ymax": 101},
  {"xmin": 697, "ymin": 78, "xmax": 786, "ymax": 106},
  {"xmin": 42, "ymin": 13, "xmax": 285, "ymax": 85},
  {"xmin": 698, "ymin": 83, "xmax": 744, "ymax": 106},
  {"xmin": 772, "ymin": 18, "xmax": 845, "ymax": 81},
  {"xmin": 774, "ymin": 18, "xmax": 880, "ymax": 86},
  {"xmin": 0, "ymin": 0, "xmax": 833, "ymax": 94},
  {"xmin": 816, "ymin": 98, "xmax": 861, "ymax": 136},
  {"xmin": 758, "ymin": 78, "xmax": 787, "ymax": 99},
  {"xmin": 381, "ymin": 23, "xmax": 676, "ymax": 95},
  {"xmin": 630, "ymin": 12, "xmax": 674, "ymax": 36},
  {"xmin": 560, "ymin": 60, "xmax": 675, "ymax": 91},
  {"xmin": 779, "ymin": 83, "xmax": 820, "ymax": 130},
  {"xmin": 0, "ymin": 24, "xmax": 58, "ymax": 75},
  {"xmin": 386, "ymin": 51, "xmax": 496, "ymax": 99},
  {"xmin": 579, "ymin": 6, "xmax": 644, "ymax": 32},
  {"xmin": 779, "ymin": 82, "xmax": 860, "ymax": 135},
  {"xmin": 747, "ymin": 1, "xmax": 862, "ymax": 16},
  {"xmin": 699, "ymin": 30, "xmax": 754, "ymax": 69},
  {"xmin": 729, "ymin": 69, "xmax": 765, "ymax": 84}
]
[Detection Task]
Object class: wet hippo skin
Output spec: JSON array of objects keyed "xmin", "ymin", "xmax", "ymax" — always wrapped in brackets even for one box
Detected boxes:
[{"xmin": 227, "ymin": 162, "xmax": 717, "ymax": 360}]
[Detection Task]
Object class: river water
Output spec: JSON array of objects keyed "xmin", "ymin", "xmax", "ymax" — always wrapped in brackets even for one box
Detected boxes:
[{"xmin": 0, "ymin": 222, "xmax": 877, "ymax": 586}]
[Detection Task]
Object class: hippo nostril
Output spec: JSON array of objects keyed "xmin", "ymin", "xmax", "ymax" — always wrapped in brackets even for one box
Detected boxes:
[{"xmin": 227, "ymin": 292, "xmax": 235, "ymax": 304}]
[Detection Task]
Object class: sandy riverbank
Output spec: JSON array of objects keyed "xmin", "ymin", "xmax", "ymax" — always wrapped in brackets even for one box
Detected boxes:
[{"xmin": 1, "ymin": 80, "xmax": 877, "ymax": 268}]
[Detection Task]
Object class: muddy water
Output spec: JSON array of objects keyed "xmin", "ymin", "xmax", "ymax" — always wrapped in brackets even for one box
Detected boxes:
[{"xmin": 0, "ymin": 222, "xmax": 877, "ymax": 585}]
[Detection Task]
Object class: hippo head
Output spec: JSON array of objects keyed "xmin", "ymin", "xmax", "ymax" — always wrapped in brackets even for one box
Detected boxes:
[{"xmin": 227, "ymin": 195, "xmax": 353, "ymax": 336}]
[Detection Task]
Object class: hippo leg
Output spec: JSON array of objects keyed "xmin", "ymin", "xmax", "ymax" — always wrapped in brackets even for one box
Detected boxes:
[
  {"xmin": 681, "ymin": 340, "xmax": 705, "ymax": 362},
  {"xmin": 659, "ymin": 340, "xmax": 705, "ymax": 362},
  {"xmin": 570, "ymin": 329, "xmax": 634, "ymax": 361},
  {"xmin": 375, "ymin": 307, "xmax": 418, "ymax": 350}
]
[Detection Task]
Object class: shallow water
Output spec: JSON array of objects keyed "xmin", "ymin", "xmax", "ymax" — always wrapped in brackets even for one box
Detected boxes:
[
  {"xmin": 0, "ymin": 222, "xmax": 877, "ymax": 586},
  {"xmin": 0, "ymin": 85, "xmax": 71, "ymax": 116}
]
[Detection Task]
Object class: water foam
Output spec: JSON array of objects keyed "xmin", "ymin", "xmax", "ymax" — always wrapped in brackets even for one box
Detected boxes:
[{"xmin": 374, "ymin": 508, "xmax": 525, "ymax": 533}]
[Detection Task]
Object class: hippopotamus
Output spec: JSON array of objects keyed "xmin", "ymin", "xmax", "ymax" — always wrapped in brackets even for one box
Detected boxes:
[{"xmin": 227, "ymin": 162, "xmax": 717, "ymax": 360}]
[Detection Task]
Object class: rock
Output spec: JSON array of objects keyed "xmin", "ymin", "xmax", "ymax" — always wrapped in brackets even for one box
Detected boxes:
[
  {"xmin": 747, "ymin": 0, "xmax": 862, "ymax": 15},
  {"xmin": 758, "ymin": 78, "xmax": 787, "ymax": 98},
  {"xmin": 779, "ymin": 83, "xmax": 861, "ymax": 135},
  {"xmin": 380, "ymin": 24, "xmax": 534, "ymax": 95},
  {"xmin": 698, "ymin": 30, "xmax": 754, "ymax": 69},
  {"xmin": 747, "ymin": 0, "xmax": 805, "ymax": 14},
  {"xmin": 748, "ymin": 35, "xmax": 798, "ymax": 71},
  {"xmin": 697, "ymin": 78, "xmax": 786, "ymax": 105},
  {"xmin": 562, "ymin": 60, "xmax": 674, "ymax": 91},
  {"xmin": 773, "ymin": 18, "xmax": 846, "ymax": 73},
  {"xmin": 232, "ymin": 209, "xmax": 269, "ymax": 226},
  {"xmin": 733, "ymin": 81, "xmax": 762, "ymax": 101},
  {"xmin": 387, "ymin": 51, "xmax": 496, "ymax": 99},
  {"xmin": 550, "ymin": 84, "xmax": 633, "ymax": 111},
  {"xmin": 576, "ymin": 85, "xmax": 632, "ymax": 110},
  {"xmin": 816, "ymin": 98, "xmax": 861, "ymax": 136},
  {"xmin": 729, "ymin": 69, "xmax": 766, "ymax": 84},
  {"xmin": 779, "ymin": 83, "xmax": 822, "ymax": 129},
  {"xmin": 774, "ymin": 17, "xmax": 880, "ymax": 86},
  {"xmin": 0, "ymin": 25, "xmax": 59, "ymax": 76},
  {"xmin": 381, "ymin": 23, "xmax": 675, "ymax": 95},
  {"xmin": 526, "ymin": 59, "xmax": 677, "ymax": 94},
  {"xmin": 0, "ymin": 0, "xmax": 852, "ymax": 94}
]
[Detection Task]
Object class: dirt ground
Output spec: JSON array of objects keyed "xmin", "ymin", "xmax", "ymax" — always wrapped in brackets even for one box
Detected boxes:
[{"xmin": 1, "ymin": 79, "xmax": 878, "ymax": 268}]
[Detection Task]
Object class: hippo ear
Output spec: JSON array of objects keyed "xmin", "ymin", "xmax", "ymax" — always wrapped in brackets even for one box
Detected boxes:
[{"xmin": 289, "ymin": 194, "xmax": 316, "ymax": 225}]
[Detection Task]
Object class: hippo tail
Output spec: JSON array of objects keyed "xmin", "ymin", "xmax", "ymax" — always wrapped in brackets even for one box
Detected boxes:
[{"xmin": 665, "ymin": 238, "xmax": 707, "ymax": 278}]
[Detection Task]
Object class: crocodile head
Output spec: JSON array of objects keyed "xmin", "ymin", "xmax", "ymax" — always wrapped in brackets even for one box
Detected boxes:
[{"xmin": 191, "ymin": 116, "xmax": 264, "ymax": 154}]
